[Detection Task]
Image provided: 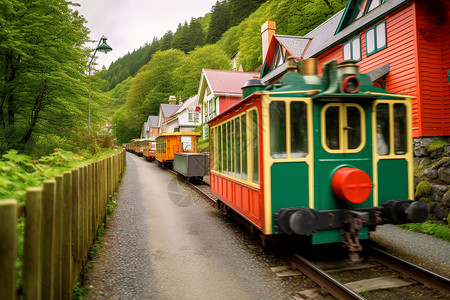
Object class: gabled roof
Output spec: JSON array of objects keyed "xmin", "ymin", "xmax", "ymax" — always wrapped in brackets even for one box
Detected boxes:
[
  {"xmin": 260, "ymin": 0, "xmax": 410, "ymax": 83},
  {"xmin": 304, "ymin": 0, "xmax": 410, "ymax": 58},
  {"xmin": 160, "ymin": 103, "xmax": 180, "ymax": 118},
  {"xmin": 167, "ymin": 95, "xmax": 198, "ymax": 119},
  {"xmin": 202, "ymin": 69, "xmax": 259, "ymax": 95},
  {"xmin": 148, "ymin": 116, "xmax": 159, "ymax": 128},
  {"xmin": 261, "ymin": 35, "xmax": 311, "ymax": 81}
]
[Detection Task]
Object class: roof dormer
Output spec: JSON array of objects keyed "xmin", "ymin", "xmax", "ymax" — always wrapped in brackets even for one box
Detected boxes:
[{"xmin": 336, "ymin": 0, "xmax": 388, "ymax": 34}]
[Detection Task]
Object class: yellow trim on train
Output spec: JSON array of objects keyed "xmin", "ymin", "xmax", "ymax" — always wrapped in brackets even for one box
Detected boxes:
[
  {"xmin": 371, "ymin": 99, "xmax": 414, "ymax": 206},
  {"xmin": 262, "ymin": 96, "xmax": 315, "ymax": 234}
]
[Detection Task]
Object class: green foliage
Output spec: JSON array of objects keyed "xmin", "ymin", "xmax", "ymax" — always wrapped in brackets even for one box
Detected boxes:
[
  {"xmin": 172, "ymin": 44, "xmax": 232, "ymax": 99},
  {"xmin": 207, "ymin": 1, "xmax": 231, "ymax": 44},
  {"xmin": 0, "ymin": 149, "xmax": 80, "ymax": 204},
  {"xmin": 399, "ymin": 222, "xmax": 450, "ymax": 242},
  {"xmin": 114, "ymin": 46, "xmax": 231, "ymax": 144},
  {"xmin": 425, "ymin": 138, "xmax": 449, "ymax": 152},
  {"xmin": 0, "ymin": 145, "xmax": 118, "ymax": 205},
  {"xmin": 0, "ymin": 0, "xmax": 91, "ymax": 155},
  {"xmin": 415, "ymin": 180, "xmax": 432, "ymax": 197}
]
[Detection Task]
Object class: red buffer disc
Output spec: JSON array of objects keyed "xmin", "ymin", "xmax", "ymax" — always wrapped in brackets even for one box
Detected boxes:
[{"xmin": 331, "ymin": 167, "xmax": 372, "ymax": 203}]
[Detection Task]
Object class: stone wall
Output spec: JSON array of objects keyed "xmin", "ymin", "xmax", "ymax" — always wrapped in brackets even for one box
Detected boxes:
[{"xmin": 413, "ymin": 137, "xmax": 450, "ymax": 224}]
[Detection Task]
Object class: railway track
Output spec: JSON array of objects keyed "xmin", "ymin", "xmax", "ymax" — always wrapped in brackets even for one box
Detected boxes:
[{"xmin": 171, "ymin": 173, "xmax": 450, "ymax": 300}]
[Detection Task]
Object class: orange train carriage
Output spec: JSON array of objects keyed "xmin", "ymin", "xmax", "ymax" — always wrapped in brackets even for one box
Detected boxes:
[
  {"xmin": 156, "ymin": 132, "xmax": 201, "ymax": 168},
  {"xmin": 142, "ymin": 138, "xmax": 156, "ymax": 161}
]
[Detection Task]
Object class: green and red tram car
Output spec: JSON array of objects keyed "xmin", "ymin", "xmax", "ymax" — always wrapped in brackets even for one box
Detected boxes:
[{"xmin": 208, "ymin": 58, "xmax": 428, "ymax": 249}]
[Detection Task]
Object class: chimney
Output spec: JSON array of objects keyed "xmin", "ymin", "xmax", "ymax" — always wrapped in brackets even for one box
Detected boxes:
[
  {"xmin": 168, "ymin": 96, "xmax": 176, "ymax": 105},
  {"xmin": 261, "ymin": 20, "xmax": 276, "ymax": 63}
]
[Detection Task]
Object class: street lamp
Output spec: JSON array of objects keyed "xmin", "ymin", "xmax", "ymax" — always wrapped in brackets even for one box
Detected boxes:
[{"xmin": 88, "ymin": 35, "xmax": 112, "ymax": 135}]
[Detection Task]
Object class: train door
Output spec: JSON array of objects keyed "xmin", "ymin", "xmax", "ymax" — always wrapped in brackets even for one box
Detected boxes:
[
  {"xmin": 315, "ymin": 102, "xmax": 373, "ymax": 208},
  {"xmin": 372, "ymin": 100, "xmax": 413, "ymax": 206},
  {"xmin": 313, "ymin": 101, "xmax": 372, "ymax": 243},
  {"xmin": 262, "ymin": 97, "xmax": 314, "ymax": 234}
]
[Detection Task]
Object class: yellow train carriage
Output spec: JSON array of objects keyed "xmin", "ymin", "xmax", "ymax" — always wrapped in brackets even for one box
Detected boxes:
[{"xmin": 156, "ymin": 132, "xmax": 201, "ymax": 168}]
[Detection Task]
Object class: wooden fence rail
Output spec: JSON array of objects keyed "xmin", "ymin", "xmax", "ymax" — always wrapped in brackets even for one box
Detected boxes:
[{"xmin": 0, "ymin": 149, "xmax": 126, "ymax": 300}]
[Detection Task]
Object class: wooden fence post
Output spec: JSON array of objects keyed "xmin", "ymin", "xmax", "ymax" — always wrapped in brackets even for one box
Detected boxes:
[
  {"xmin": 53, "ymin": 175, "xmax": 63, "ymax": 299},
  {"xmin": 23, "ymin": 188, "xmax": 43, "ymax": 300},
  {"xmin": 62, "ymin": 171, "xmax": 72, "ymax": 300},
  {"xmin": 83, "ymin": 165, "xmax": 89, "ymax": 259},
  {"xmin": 71, "ymin": 167, "xmax": 80, "ymax": 289},
  {"xmin": 0, "ymin": 199, "xmax": 18, "ymax": 300},
  {"xmin": 41, "ymin": 180, "xmax": 56, "ymax": 300}
]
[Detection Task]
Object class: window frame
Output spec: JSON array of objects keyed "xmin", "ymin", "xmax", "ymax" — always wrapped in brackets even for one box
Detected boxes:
[
  {"xmin": 343, "ymin": 36, "xmax": 362, "ymax": 62},
  {"xmin": 366, "ymin": 21, "xmax": 387, "ymax": 56},
  {"xmin": 268, "ymin": 99, "xmax": 310, "ymax": 160},
  {"xmin": 210, "ymin": 108, "xmax": 260, "ymax": 186},
  {"xmin": 321, "ymin": 103, "xmax": 366, "ymax": 153},
  {"xmin": 373, "ymin": 101, "xmax": 409, "ymax": 157}
]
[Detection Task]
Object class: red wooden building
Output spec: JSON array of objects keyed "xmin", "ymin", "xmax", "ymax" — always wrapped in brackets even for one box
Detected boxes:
[{"xmin": 260, "ymin": 0, "xmax": 450, "ymax": 138}]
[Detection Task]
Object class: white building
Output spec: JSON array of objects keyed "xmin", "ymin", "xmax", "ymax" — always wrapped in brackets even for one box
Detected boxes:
[{"xmin": 163, "ymin": 95, "xmax": 201, "ymax": 133}]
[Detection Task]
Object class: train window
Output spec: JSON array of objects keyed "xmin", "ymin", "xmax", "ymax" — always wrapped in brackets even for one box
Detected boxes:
[
  {"xmin": 270, "ymin": 101, "xmax": 287, "ymax": 158},
  {"xmin": 251, "ymin": 110, "xmax": 259, "ymax": 184},
  {"xmin": 210, "ymin": 128, "xmax": 215, "ymax": 170},
  {"xmin": 235, "ymin": 118, "xmax": 241, "ymax": 178},
  {"xmin": 242, "ymin": 115, "xmax": 248, "ymax": 180},
  {"xmin": 376, "ymin": 104, "xmax": 390, "ymax": 155},
  {"xmin": 346, "ymin": 106, "xmax": 362, "ymax": 149},
  {"xmin": 290, "ymin": 102, "xmax": 308, "ymax": 158},
  {"xmin": 222, "ymin": 124, "xmax": 227, "ymax": 173},
  {"xmin": 394, "ymin": 104, "xmax": 407, "ymax": 155},
  {"xmin": 325, "ymin": 106, "xmax": 340, "ymax": 150},
  {"xmin": 218, "ymin": 126, "xmax": 222, "ymax": 172}
]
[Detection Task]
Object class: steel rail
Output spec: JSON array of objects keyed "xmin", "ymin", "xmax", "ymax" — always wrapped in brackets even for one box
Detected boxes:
[
  {"xmin": 277, "ymin": 249, "xmax": 364, "ymax": 300},
  {"xmin": 366, "ymin": 244, "xmax": 450, "ymax": 295}
]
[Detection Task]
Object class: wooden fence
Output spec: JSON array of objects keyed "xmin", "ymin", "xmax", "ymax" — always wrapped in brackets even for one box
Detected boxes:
[{"xmin": 0, "ymin": 150, "xmax": 126, "ymax": 300}]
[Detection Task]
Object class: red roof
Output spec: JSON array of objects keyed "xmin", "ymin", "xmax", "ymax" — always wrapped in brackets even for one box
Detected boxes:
[{"xmin": 204, "ymin": 69, "xmax": 259, "ymax": 95}]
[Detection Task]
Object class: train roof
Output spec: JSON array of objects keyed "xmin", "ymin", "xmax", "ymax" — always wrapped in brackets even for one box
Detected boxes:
[{"xmin": 158, "ymin": 132, "xmax": 201, "ymax": 137}]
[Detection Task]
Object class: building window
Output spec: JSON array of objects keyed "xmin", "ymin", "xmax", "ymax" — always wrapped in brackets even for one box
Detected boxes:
[
  {"xmin": 366, "ymin": 21, "xmax": 386, "ymax": 56},
  {"xmin": 343, "ymin": 36, "xmax": 361, "ymax": 61},
  {"xmin": 188, "ymin": 112, "xmax": 199, "ymax": 122}
]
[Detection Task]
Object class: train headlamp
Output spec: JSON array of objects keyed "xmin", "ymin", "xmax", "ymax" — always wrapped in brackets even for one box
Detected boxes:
[{"xmin": 342, "ymin": 76, "xmax": 360, "ymax": 93}]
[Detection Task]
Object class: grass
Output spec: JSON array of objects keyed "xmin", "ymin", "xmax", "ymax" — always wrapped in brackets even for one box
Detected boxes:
[{"xmin": 399, "ymin": 221, "xmax": 450, "ymax": 242}]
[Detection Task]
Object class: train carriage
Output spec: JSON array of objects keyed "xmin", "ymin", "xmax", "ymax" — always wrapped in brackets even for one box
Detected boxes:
[
  {"xmin": 208, "ymin": 58, "xmax": 428, "ymax": 253},
  {"xmin": 156, "ymin": 132, "xmax": 201, "ymax": 168},
  {"xmin": 142, "ymin": 138, "xmax": 156, "ymax": 161}
]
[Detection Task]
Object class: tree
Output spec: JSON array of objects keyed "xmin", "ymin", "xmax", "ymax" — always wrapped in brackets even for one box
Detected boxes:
[
  {"xmin": 173, "ymin": 44, "xmax": 232, "ymax": 99},
  {"xmin": 113, "ymin": 49, "xmax": 186, "ymax": 143},
  {"xmin": 0, "ymin": 0, "xmax": 91, "ymax": 154},
  {"xmin": 206, "ymin": 1, "xmax": 231, "ymax": 44}
]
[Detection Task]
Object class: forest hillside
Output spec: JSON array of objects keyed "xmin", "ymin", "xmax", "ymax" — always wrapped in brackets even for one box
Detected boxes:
[{"xmin": 109, "ymin": 0, "xmax": 348, "ymax": 143}]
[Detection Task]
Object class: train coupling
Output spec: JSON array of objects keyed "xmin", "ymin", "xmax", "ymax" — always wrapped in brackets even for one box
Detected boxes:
[{"xmin": 274, "ymin": 200, "xmax": 429, "ymax": 236}]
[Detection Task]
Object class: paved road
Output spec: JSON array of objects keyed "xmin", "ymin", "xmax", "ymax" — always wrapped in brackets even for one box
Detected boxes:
[{"xmin": 85, "ymin": 153, "xmax": 297, "ymax": 299}]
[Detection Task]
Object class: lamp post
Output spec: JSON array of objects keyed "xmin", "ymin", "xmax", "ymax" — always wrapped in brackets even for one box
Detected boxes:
[{"xmin": 88, "ymin": 35, "xmax": 112, "ymax": 135}]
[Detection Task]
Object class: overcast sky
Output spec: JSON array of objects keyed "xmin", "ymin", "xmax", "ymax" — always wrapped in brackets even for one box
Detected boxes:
[{"xmin": 73, "ymin": 0, "xmax": 218, "ymax": 69}]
